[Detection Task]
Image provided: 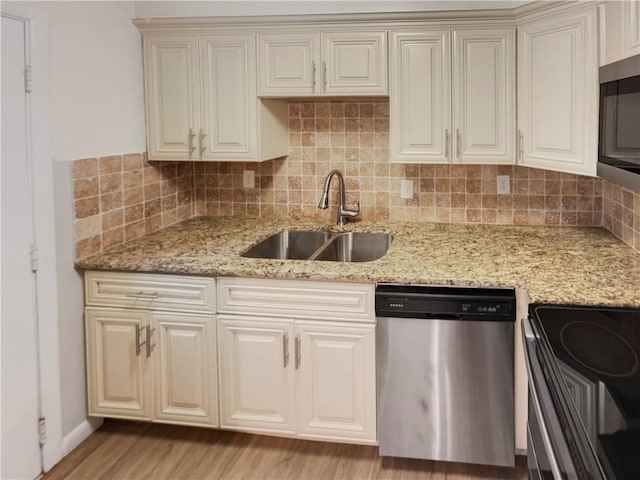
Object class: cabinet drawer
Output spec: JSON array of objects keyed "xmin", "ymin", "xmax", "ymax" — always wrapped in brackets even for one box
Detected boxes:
[
  {"xmin": 217, "ymin": 277, "xmax": 374, "ymax": 322},
  {"xmin": 85, "ymin": 271, "xmax": 216, "ymax": 313}
]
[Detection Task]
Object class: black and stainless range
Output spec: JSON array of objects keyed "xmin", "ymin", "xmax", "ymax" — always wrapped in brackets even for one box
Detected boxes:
[{"xmin": 523, "ymin": 304, "xmax": 640, "ymax": 479}]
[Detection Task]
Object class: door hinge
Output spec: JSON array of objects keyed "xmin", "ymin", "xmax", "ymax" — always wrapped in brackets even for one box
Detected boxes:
[
  {"xmin": 30, "ymin": 245, "xmax": 38, "ymax": 273},
  {"xmin": 24, "ymin": 65, "xmax": 32, "ymax": 93},
  {"xmin": 38, "ymin": 417, "xmax": 47, "ymax": 446}
]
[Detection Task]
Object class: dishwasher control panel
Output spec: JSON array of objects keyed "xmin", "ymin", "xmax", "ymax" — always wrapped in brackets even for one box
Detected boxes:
[{"xmin": 375, "ymin": 284, "xmax": 516, "ymax": 321}]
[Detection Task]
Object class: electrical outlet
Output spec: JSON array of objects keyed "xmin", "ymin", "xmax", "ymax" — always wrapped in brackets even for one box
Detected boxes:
[
  {"xmin": 243, "ymin": 170, "xmax": 255, "ymax": 189},
  {"xmin": 497, "ymin": 175, "xmax": 511, "ymax": 195},
  {"xmin": 400, "ymin": 179, "xmax": 413, "ymax": 199}
]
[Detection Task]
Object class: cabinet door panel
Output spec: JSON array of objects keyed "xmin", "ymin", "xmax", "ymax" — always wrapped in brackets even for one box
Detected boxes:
[
  {"xmin": 85, "ymin": 308, "xmax": 151, "ymax": 420},
  {"xmin": 153, "ymin": 313, "xmax": 218, "ymax": 427},
  {"xmin": 200, "ymin": 34, "xmax": 256, "ymax": 160},
  {"xmin": 143, "ymin": 35, "xmax": 200, "ymax": 161},
  {"xmin": 453, "ymin": 29, "xmax": 515, "ymax": 164},
  {"xmin": 296, "ymin": 321, "xmax": 376, "ymax": 443},
  {"xmin": 322, "ymin": 31, "xmax": 387, "ymax": 95},
  {"xmin": 218, "ymin": 315, "xmax": 295, "ymax": 433},
  {"xmin": 257, "ymin": 33, "xmax": 320, "ymax": 96},
  {"xmin": 518, "ymin": 8, "xmax": 598, "ymax": 175},
  {"xmin": 390, "ymin": 30, "xmax": 451, "ymax": 163}
]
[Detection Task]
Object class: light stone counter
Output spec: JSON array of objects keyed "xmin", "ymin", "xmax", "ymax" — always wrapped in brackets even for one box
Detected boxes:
[{"xmin": 76, "ymin": 216, "xmax": 640, "ymax": 307}]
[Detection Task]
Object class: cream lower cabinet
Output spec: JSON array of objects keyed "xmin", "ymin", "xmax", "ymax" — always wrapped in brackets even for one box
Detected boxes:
[
  {"xmin": 84, "ymin": 272, "xmax": 218, "ymax": 428},
  {"xmin": 217, "ymin": 277, "xmax": 376, "ymax": 444},
  {"xmin": 217, "ymin": 315, "xmax": 376, "ymax": 444}
]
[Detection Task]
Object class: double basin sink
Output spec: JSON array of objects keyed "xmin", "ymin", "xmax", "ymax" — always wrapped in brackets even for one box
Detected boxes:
[{"xmin": 242, "ymin": 230, "xmax": 392, "ymax": 262}]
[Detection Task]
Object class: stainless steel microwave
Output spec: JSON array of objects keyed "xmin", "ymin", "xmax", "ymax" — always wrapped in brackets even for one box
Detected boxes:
[{"xmin": 597, "ymin": 54, "xmax": 640, "ymax": 192}]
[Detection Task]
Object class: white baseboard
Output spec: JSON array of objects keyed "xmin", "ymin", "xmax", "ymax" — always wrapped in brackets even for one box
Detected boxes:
[{"xmin": 62, "ymin": 417, "xmax": 103, "ymax": 456}]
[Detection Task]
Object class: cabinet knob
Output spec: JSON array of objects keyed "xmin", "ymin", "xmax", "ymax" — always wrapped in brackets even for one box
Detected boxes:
[
  {"xmin": 295, "ymin": 336, "xmax": 301, "ymax": 370},
  {"xmin": 283, "ymin": 334, "xmax": 289, "ymax": 368},
  {"xmin": 445, "ymin": 129, "xmax": 450, "ymax": 160}
]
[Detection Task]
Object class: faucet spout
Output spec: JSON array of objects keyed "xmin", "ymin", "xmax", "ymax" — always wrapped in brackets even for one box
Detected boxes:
[{"xmin": 318, "ymin": 169, "xmax": 360, "ymax": 226}]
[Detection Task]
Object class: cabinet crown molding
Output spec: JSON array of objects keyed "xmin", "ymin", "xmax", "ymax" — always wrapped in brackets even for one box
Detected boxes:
[{"xmin": 133, "ymin": 1, "xmax": 601, "ymax": 32}]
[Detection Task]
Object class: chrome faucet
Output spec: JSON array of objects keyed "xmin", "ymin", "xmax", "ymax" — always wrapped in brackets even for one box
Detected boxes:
[{"xmin": 318, "ymin": 169, "xmax": 360, "ymax": 226}]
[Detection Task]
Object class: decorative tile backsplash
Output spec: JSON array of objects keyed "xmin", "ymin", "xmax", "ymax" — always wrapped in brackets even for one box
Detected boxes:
[
  {"xmin": 603, "ymin": 180, "xmax": 640, "ymax": 252},
  {"xmin": 73, "ymin": 153, "xmax": 193, "ymax": 259},
  {"xmin": 72, "ymin": 100, "xmax": 640, "ymax": 259},
  {"xmin": 193, "ymin": 100, "xmax": 603, "ymax": 227}
]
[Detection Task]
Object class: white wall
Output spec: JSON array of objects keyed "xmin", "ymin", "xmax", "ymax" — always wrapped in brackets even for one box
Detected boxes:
[
  {"xmin": 30, "ymin": 1, "xmax": 146, "ymax": 160},
  {"xmin": 21, "ymin": 0, "xmax": 146, "ymax": 443},
  {"xmin": 135, "ymin": 0, "xmax": 531, "ymax": 18}
]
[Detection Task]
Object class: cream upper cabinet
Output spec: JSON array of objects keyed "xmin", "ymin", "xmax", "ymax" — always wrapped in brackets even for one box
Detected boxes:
[
  {"xmin": 322, "ymin": 30, "xmax": 388, "ymax": 95},
  {"xmin": 602, "ymin": 0, "xmax": 640, "ymax": 66},
  {"xmin": 389, "ymin": 30, "xmax": 451, "ymax": 163},
  {"xmin": 217, "ymin": 315, "xmax": 296, "ymax": 434},
  {"xmin": 142, "ymin": 32, "xmax": 288, "ymax": 162},
  {"xmin": 257, "ymin": 29, "xmax": 387, "ymax": 96},
  {"xmin": 143, "ymin": 34, "xmax": 201, "ymax": 161},
  {"xmin": 257, "ymin": 32, "xmax": 320, "ymax": 96},
  {"xmin": 390, "ymin": 27, "xmax": 515, "ymax": 164},
  {"xmin": 200, "ymin": 34, "xmax": 257, "ymax": 160},
  {"xmin": 517, "ymin": 6, "xmax": 599, "ymax": 176},
  {"xmin": 452, "ymin": 28, "xmax": 515, "ymax": 164},
  {"xmin": 296, "ymin": 321, "xmax": 376, "ymax": 443}
]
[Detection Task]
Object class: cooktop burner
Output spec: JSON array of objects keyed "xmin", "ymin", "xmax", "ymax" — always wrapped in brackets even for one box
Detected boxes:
[{"xmin": 560, "ymin": 321, "xmax": 639, "ymax": 377}]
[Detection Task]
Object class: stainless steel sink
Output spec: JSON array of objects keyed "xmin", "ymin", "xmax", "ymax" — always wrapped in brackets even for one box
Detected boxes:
[
  {"xmin": 242, "ymin": 230, "xmax": 331, "ymax": 259},
  {"xmin": 311, "ymin": 232, "xmax": 393, "ymax": 262},
  {"xmin": 242, "ymin": 230, "xmax": 392, "ymax": 262}
]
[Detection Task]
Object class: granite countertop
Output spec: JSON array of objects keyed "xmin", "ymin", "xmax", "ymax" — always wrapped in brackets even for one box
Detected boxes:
[{"xmin": 76, "ymin": 216, "xmax": 640, "ymax": 307}]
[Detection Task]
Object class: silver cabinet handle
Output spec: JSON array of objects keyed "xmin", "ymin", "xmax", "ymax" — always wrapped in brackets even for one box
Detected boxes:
[
  {"xmin": 295, "ymin": 336, "xmax": 301, "ymax": 370},
  {"xmin": 135, "ymin": 324, "xmax": 146, "ymax": 357},
  {"xmin": 322, "ymin": 60, "xmax": 327, "ymax": 91},
  {"xmin": 518, "ymin": 130, "xmax": 524, "ymax": 160},
  {"xmin": 199, "ymin": 128, "xmax": 206, "ymax": 160},
  {"xmin": 445, "ymin": 129, "xmax": 450, "ymax": 160},
  {"xmin": 188, "ymin": 128, "xmax": 196, "ymax": 156},
  {"xmin": 126, "ymin": 291, "xmax": 159, "ymax": 300},
  {"xmin": 146, "ymin": 326, "xmax": 156, "ymax": 358},
  {"xmin": 311, "ymin": 61, "xmax": 316, "ymax": 92},
  {"xmin": 283, "ymin": 334, "xmax": 289, "ymax": 368},
  {"xmin": 456, "ymin": 129, "xmax": 461, "ymax": 159}
]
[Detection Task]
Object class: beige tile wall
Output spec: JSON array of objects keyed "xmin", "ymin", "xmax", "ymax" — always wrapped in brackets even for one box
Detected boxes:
[
  {"xmin": 603, "ymin": 180, "xmax": 640, "ymax": 252},
  {"xmin": 73, "ymin": 153, "xmax": 194, "ymax": 259},
  {"xmin": 194, "ymin": 99, "xmax": 603, "ymax": 227}
]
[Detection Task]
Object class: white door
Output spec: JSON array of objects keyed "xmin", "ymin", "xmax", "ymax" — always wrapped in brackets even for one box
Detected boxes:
[
  {"xmin": 143, "ymin": 34, "xmax": 200, "ymax": 161},
  {"xmin": 389, "ymin": 30, "xmax": 451, "ymax": 163},
  {"xmin": 517, "ymin": 8, "xmax": 598, "ymax": 176},
  {"xmin": 295, "ymin": 321, "xmax": 377, "ymax": 444},
  {"xmin": 453, "ymin": 28, "xmax": 515, "ymax": 164},
  {"xmin": 217, "ymin": 315, "xmax": 296, "ymax": 433},
  {"xmin": 153, "ymin": 312, "xmax": 218, "ymax": 427},
  {"xmin": 1, "ymin": 14, "xmax": 43, "ymax": 480}
]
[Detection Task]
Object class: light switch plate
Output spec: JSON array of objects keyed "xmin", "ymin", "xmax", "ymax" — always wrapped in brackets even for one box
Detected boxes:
[
  {"xmin": 400, "ymin": 179, "xmax": 413, "ymax": 199},
  {"xmin": 497, "ymin": 175, "xmax": 510, "ymax": 195},
  {"xmin": 243, "ymin": 170, "xmax": 255, "ymax": 189}
]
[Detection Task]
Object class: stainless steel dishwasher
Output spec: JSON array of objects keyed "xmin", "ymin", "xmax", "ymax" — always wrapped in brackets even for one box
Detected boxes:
[{"xmin": 376, "ymin": 284, "xmax": 516, "ymax": 467}]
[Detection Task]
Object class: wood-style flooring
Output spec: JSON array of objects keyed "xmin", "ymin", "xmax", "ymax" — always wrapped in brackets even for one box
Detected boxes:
[{"xmin": 44, "ymin": 420, "xmax": 527, "ymax": 480}]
